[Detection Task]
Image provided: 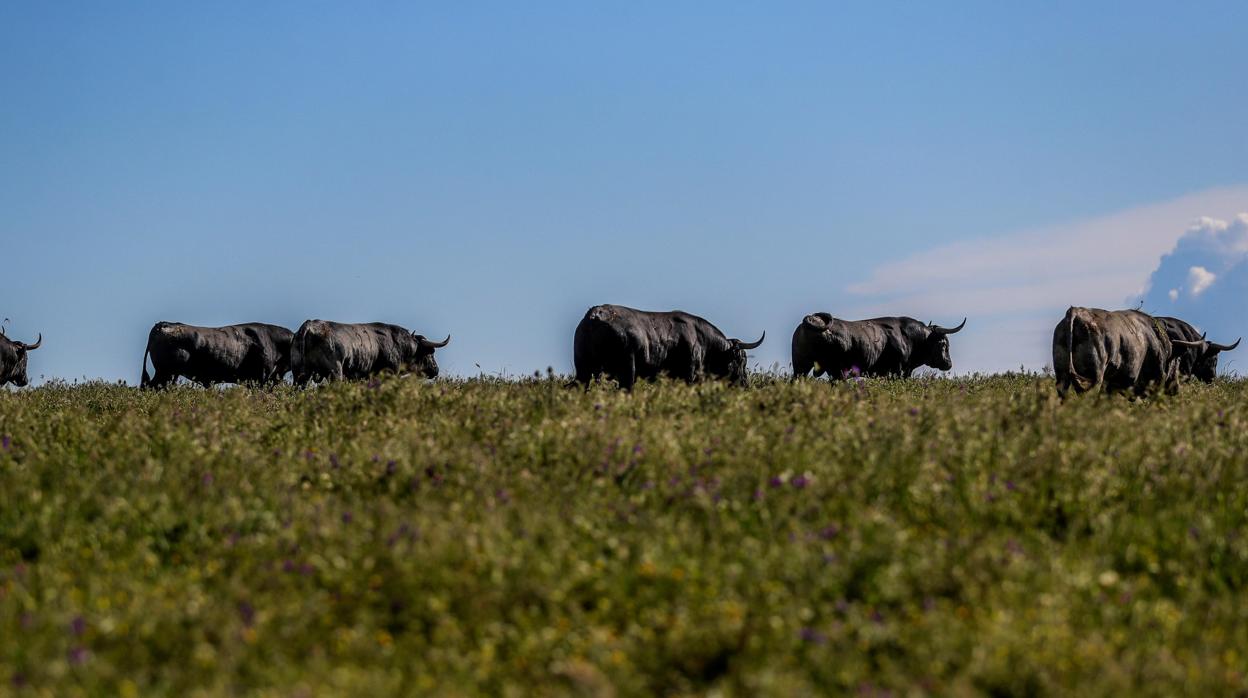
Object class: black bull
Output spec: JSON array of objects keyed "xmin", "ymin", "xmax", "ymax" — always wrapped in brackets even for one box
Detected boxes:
[
  {"xmin": 291, "ymin": 320, "xmax": 449, "ymax": 384},
  {"xmin": 141, "ymin": 322, "xmax": 294, "ymax": 388},
  {"xmin": 573, "ymin": 305, "xmax": 764, "ymax": 389},
  {"xmin": 791, "ymin": 314, "xmax": 966, "ymax": 379},
  {"xmin": 0, "ymin": 329, "xmax": 42, "ymax": 387},
  {"xmin": 1157, "ymin": 316, "xmax": 1240, "ymax": 383},
  {"xmin": 1053, "ymin": 307, "xmax": 1186, "ymax": 397}
]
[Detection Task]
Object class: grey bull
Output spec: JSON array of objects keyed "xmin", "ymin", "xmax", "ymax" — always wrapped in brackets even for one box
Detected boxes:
[
  {"xmin": 1052, "ymin": 307, "xmax": 1179, "ymax": 397},
  {"xmin": 573, "ymin": 304, "xmax": 764, "ymax": 389},
  {"xmin": 0, "ymin": 328, "xmax": 42, "ymax": 387},
  {"xmin": 791, "ymin": 314, "xmax": 965, "ymax": 379},
  {"xmin": 141, "ymin": 322, "xmax": 294, "ymax": 388},
  {"xmin": 291, "ymin": 320, "xmax": 449, "ymax": 385}
]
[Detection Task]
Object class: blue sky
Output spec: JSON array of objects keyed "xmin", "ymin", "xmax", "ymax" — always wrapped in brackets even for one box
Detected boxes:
[{"xmin": 3, "ymin": 2, "xmax": 1247, "ymax": 382}]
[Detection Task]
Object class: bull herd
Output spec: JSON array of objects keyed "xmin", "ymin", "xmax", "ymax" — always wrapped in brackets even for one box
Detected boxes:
[{"xmin": 0, "ymin": 305, "xmax": 1240, "ymax": 395}]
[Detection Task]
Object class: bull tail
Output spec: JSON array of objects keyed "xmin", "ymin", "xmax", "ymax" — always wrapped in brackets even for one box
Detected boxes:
[
  {"xmin": 141, "ymin": 345, "xmax": 152, "ymax": 389},
  {"xmin": 1066, "ymin": 309, "xmax": 1077, "ymax": 382},
  {"xmin": 1065, "ymin": 307, "xmax": 1092, "ymax": 392}
]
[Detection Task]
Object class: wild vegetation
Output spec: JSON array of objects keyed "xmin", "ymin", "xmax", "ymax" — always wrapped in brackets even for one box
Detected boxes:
[{"xmin": 1, "ymin": 375, "xmax": 1247, "ymax": 696}]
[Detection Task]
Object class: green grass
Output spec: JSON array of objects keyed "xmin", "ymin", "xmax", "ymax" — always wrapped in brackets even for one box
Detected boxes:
[{"xmin": 2, "ymin": 375, "xmax": 1248, "ymax": 696}]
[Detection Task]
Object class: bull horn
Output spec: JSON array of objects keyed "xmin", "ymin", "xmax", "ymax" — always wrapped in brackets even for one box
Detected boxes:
[
  {"xmin": 419, "ymin": 334, "xmax": 451, "ymax": 349},
  {"xmin": 1209, "ymin": 337, "xmax": 1241, "ymax": 353},
  {"xmin": 1171, "ymin": 339, "xmax": 1206, "ymax": 347},
  {"xmin": 735, "ymin": 332, "xmax": 765, "ymax": 350},
  {"xmin": 21, "ymin": 333, "xmax": 42, "ymax": 351},
  {"xmin": 930, "ymin": 318, "xmax": 967, "ymax": 335}
]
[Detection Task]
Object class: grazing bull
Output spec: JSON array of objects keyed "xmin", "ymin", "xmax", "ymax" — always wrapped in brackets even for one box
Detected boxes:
[
  {"xmin": 1052, "ymin": 307, "xmax": 1179, "ymax": 398},
  {"xmin": 573, "ymin": 304, "xmax": 764, "ymax": 389},
  {"xmin": 791, "ymin": 314, "xmax": 965, "ymax": 379},
  {"xmin": 141, "ymin": 322, "xmax": 294, "ymax": 389},
  {"xmin": 0, "ymin": 328, "xmax": 42, "ymax": 387},
  {"xmin": 1157, "ymin": 316, "xmax": 1240, "ymax": 383},
  {"xmin": 291, "ymin": 320, "xmax": 449, "ymax": 385}
]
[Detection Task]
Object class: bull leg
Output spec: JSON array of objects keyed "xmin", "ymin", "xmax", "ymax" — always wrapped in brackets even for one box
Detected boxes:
[
  {"xmin": 148, "ymin": 371, "xmax": 176, "ymax": 390},
  {"xmin": 792, "ymin": 358, "xmax": 813, "ymax": 380},
  {"xmin": 617, "ymin": 356, "xmax": 636, "ymax": 391},
  {"xmin": 574, "ymin": 361, "xmax": 597, "ymax": 389},
  {"xmin": 682, "ymin": 360, "xmax": 700, "ymax": 384}
]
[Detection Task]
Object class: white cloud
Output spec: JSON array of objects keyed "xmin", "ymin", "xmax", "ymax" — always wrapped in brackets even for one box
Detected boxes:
[
  {"xmin": 1138, "ymin": 212, "xmax": 1248, "ymax": 359},
  {"xmin": 844, "ymin": 186, "xmax": 1248, "ymax": 373},
  {"xmin": 1187, "ymin": 266, "xmax": 1217, "ymax": 297}
]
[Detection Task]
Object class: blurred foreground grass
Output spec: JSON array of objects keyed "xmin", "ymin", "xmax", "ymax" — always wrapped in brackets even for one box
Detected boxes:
[{"xmin": 2, "ymin": 375, "xmax": 1247, "ymax": 696}]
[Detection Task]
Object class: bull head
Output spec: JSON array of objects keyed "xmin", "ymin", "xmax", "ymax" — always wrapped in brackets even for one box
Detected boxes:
[
  {"xmin": 1172, "ymin": 335, "xmax": 1241, "ymax": 383},
  {"xmin": 3, "ymin": 333, "xmax": 41, "ymax": 387},
  {"xmin": 720, "ymin": 332, "xmax": 765, "ymax": 386},
  {"xmin": 924, "ymin": 319, "xmax": 965, "ymax": 371},
  {"xmin": 408, "ymin": 334, "xmax": 450, "ymax": 378}
]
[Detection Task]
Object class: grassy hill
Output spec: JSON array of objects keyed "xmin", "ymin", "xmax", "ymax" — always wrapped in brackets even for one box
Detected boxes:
[{"xmin": 2, "ymin": 376, "xmax": 1246, "ymax": 695}]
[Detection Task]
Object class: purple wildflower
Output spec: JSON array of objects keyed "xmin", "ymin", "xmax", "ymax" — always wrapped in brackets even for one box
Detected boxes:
[
  {"xmin": 870, "ymin": 609, "xmax": 884, "ymax": 624},
  {"xmin": 282, "ymin": 559, "xmax": 295, "ymax": 573},
  {"xmin": 1, "ymin": 435, "xmax": 9, "ymax": 451},
  {"xmin": 768, "ymin": 476, "xmax": 784, "ymax": 488},
  {"xmin": 238, "ymin": 602, "xmax": 255, "ymax": 627},
  {"xmin": 799, "ymin": 627, "xmax": 828, "ymax": 644},
  {"xmin": 791, "ymin": 475, "xmax": 810, "ymax": 489},
  {"xmin": 819, "ymin": 524, "xmax": 840, "ymax": 540},
  {"xmin": 632, "ymin": 443, "xmax": 644, "ymax": 455},
  {"xmin": 70, "ymin": 616, "xmax": 86, "ymax": 636},
  {"xmin": 386, "ymin": 460, "xmax": 397, "ymax": 475},
  {"xmin": 341, "ymin": 511, "xmax": 353, "ymax": 524},
  {"xmin": 11, "ymin": 672, "xmax": 27, "ymax": 688},
  {"xmin": 329, "ymin": 453, "xmax": 340, "ymax": 469},
  {"xmin": 1005, "ymin": 480, "xmax": 1017, "ymax": 491},
  {"xmin": 201, "ymin": 472, "xmax": 214, "ymax": 486},
  {"xmin": 908, "ymin": 407, "xmax": 920, "ymax": 416},
  {"xmin": 68, "ymin": 646, "xmax": 89, "ymax": 665}
]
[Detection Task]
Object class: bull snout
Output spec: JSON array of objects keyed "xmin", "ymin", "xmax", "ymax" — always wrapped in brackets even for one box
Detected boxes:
[{"xmin": 422, "ymin": 358, "xmax": 439, "ymax": 379}]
